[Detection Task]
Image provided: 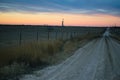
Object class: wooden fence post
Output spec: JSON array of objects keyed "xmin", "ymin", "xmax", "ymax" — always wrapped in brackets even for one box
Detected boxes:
[
  {"xmin": 48, "ymin": 31, "xmax": 49, "ymax": 40},
  {"xmin": 70, "ymin": 32, "xmax": 73, "ymax": 39},
  {"xmin": 74, "ymin": 32, "xmax": 75, "ymax": 37},
  {"xmin": 19, "ymin": 30, "xmax": 22, "ymax": 45},
  {"xmin": 67, "ymin": 32, "xmax": 69, "ymax": 40},
  {"xmin": 37, "ymin": 31, "xmax": 38, "ymax": 42},
  {"xmin": 55, "ymin": 31, "xmax": 57, "ymax": 40}
]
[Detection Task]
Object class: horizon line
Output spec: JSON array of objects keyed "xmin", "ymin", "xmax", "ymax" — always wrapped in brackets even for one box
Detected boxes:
[{"xmin": 0, "ymin": 24, "xmax": 119, "ymax": 27}]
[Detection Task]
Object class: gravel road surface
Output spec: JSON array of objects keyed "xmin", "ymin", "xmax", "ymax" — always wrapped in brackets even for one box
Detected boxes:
[{"xmin": 20, "ymin": 28, "xmax": 120, "ymax": 80}]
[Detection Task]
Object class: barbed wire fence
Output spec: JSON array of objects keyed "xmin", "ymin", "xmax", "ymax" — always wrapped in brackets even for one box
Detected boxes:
[{"xmin": 0, "ymin": 26, "xmax": 105, "ymax": 46}]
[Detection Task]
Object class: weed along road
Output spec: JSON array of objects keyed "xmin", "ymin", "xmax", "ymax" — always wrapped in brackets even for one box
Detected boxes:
[{"xmin": 20, "ymin": 28, "xmax": 120, "ymax": 80}]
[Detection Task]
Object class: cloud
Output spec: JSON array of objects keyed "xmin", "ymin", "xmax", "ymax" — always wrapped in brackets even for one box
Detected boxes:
[{"xmin": 0, "ymin": 0, "xmax": 120, "ymax": 17}]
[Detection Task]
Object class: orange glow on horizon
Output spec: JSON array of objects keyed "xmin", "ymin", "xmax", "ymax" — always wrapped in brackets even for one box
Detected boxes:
[{"xmin": 0, "ymin": 12, "xmax": 120, "ymax": 26}]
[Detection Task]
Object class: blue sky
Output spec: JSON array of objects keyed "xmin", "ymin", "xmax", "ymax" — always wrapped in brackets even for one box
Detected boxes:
[{"xmin": 0, "ymin": 0, "xmax": 120, "ymax": 16}]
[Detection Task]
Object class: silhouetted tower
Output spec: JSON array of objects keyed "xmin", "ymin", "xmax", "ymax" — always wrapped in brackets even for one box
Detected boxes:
[{"xmin": 62, "ymin": 18, "xmax": 64, "ymax": 27}]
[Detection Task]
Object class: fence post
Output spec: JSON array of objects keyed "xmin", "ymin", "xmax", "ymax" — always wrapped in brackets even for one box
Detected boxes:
[
  {"xmin": 70, "ymin": 32, "xmax": 73, "ymax": 39},
  {"xmin": 55, "ymin": 31, "xmax": 57, "ymax": 40},
  {"xmin": 37, "ymin": 31, "xmax": 38, "ymax": 42},
  {"xmin": 19, "ymin": 30, "xmax": 22, "ymax": 45},
  {"xmin": 61, "ymin": 32, "xmax": 62, "ymax": 40},
  {"xmin": 48, "ymin": 30, "xmax": 49, "ymax": 40},
  {"xmin": 68, "ymin": 32, "xmax": 70, "ymax": 39},
  {"xmin": 74, "ymin": 32, "xmax": 75, "ymax": 37},
  {"xmin": 62, "ymin": 31, "xmax": 64, "ymax": 40}
]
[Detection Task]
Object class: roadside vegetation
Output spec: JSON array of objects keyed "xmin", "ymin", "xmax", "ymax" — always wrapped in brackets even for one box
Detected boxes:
[
  {"xmin": 110, "ymin": 32, "xmax": 120, "ymax": 43},
  {"xmin": 0, "ymin": 33, "xmax": 102, "ymax": 80}
]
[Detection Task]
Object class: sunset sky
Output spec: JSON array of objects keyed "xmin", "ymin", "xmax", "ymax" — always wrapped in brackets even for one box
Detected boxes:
[{"xmin": 0, "ymin": 0, "xmax": 120, "ymax": 26}]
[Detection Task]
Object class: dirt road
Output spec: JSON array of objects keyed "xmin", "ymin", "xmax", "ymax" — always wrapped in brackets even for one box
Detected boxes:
[{"xmin": 20, "ymin": 28, "xmax": 120, "ymax": 80}]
